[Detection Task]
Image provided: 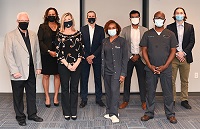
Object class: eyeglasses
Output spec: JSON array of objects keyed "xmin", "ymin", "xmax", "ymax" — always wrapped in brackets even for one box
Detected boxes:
[{"xmin": 18, "ymin": 20, "xmax": 29, "ymax": 22}]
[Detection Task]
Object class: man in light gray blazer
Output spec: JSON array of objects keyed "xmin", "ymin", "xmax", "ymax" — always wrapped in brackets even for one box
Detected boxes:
[
  {"xmin": 4, "ymin": 12, "xmax": 43, "ymax": 126},
  {"xmin": 119, "ymin": 10, "xmax": 148, "ymax": 110}
]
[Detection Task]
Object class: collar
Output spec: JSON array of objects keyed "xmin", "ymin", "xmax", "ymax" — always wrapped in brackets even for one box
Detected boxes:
[
  {"xmin": 176, "ymin": 21, "xmax": 184, "ymax": 27},
  {"xmin": 88, "ymin": 24, "xmax": 95, "ymax": 29},
  {"xmin": 131, "ymin": 25, "xmax": 139, "ymax": 30}
]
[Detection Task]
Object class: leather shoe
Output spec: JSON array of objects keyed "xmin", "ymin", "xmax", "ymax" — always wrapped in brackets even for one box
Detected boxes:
[
  {"xmin": 28, "ymin": 115, "xmax": 43, "ymax": 122},
  {"xmin": 141, "ymin": 102, "xmax": 146, "ymax": 110},
  {"xmin": 141, "ymin": 115, "xmax": 153, "ymax": 121},
  {"xmin": 45, "ymin": 104, "xmax": 51, "ymax": 108},
  {"xmin": 71, "ymin": 116, "xmax": 77, "ymax": 120},
  {"xmin": 181, "ymin": 100, "xmax": 191, "ymax": 109},
  {"xmin": 119, "ymin": 102, "xmax": 128, "ymax": 109},
  {"xmin": 64, "ymin": 116, "xmax": 70, "ymax": 120},
  {"xmin": 96, "ymin": 100, "xmax": 105, "ymax": 107},
  {"xmin": 167, "ymin": 116, "xmax": 177, "ymax": 124},
  {"xmin": 54, "ymin": 103, "xmax": 59, "ymax": 106},
  {"xmin": 16, "ymin": 118, "xmax": 26, "ymax": 126},
  {"xmin": 79, "ymin": 101, "xmax": 87, "ymax": 108}
]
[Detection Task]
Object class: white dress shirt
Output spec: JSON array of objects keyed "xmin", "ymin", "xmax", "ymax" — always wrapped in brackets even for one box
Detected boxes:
[
  {"xmin": 131, "ymin": 26, "xmax": 140, "ymax": 55},
  {"xmin": 89, "ymin": 25, "xmax": 95, "ymax": 45},
  {"xmin": 176, "ymin": 22, "xmax": 184, "ymax": 52}
]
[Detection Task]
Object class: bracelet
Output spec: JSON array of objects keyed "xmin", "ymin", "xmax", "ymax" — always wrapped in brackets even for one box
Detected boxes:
[{"xmin": 47, "ymin": 50, "xmax": 50, "ymax": 53}]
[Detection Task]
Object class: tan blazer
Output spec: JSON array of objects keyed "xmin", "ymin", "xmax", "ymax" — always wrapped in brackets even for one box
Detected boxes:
[
  {"xmin": 121, "ymin": 25, "xmax": 148, "ymax": 64},
  {"xmin": 4, "ymin": 28, "xmax": 42, "ymax": 80}
]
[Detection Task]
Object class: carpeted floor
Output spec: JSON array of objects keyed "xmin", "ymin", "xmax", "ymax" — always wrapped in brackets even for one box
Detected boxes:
[{"xmin": 0, "ymin": 93, "xmax": 200, "ymax": 129}]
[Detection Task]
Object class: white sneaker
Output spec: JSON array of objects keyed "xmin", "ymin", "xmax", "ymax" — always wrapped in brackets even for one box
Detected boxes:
[
  {"xmin": 104, "ymin": 114, "xmax": 110, "ymax": 119},
  {"xmin": 111, "ymin": 115, "xmax": 119, "ymax": 123}
]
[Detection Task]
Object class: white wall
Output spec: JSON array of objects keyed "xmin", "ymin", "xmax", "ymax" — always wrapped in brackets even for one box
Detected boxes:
[
  {"xmin": 84, "ymin": 0, "xmax": 143, "ymax": 93},
  {"xmin": 0, "ymin": 0, "xmax": 80, "ymax": 93},
  {"xmin": 149, "ymin": 0, "xmax": 200, "ymax": 92}
]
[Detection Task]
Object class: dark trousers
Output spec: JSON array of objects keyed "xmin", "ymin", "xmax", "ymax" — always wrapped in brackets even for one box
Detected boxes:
[
  {"xmin": 123, "ymin": 59, "xmax": 146, "ymax": 102},
  {"xmin": 58, "ymin": 64, "xmax": 81, "ymax": 116},
  {"xmin": 145, "ymin": 70, "xmax": 175, "ymax": 118},
  {"xmin": 104, "ymin": 74, "xmax": 120, "ymax": 116},
  {"xmin": 80, "ymin": 60, "xmax": 102, "ymax": 102},
  {"xmin": 11, "ymin": 67, "xmax": 37, "ymax": 120}
]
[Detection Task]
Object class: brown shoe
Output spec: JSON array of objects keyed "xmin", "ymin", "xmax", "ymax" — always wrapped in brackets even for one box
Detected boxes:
[
  {"xmin": 119, "ymin": 102, "xmax": 128, "ymax": 109},
  {"xmin": 167, "ymin": 116, "xmax": 177, "ymax": 124},
  {"xmin": 141, "ymin": 115, "xmax": 153, "ymax": 121},
  {"xmin": 141, "ymin": 102, "xmax": 146, "ymax": 110}
]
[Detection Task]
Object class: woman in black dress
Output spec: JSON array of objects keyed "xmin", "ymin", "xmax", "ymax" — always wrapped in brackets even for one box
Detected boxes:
[
  {"xmin": 55, "ymin": 12, "xmax": 84, "ymax": 120},
  {"xmin": 37, "ymin": 7, "xmax": 60, "ymax": 108}
]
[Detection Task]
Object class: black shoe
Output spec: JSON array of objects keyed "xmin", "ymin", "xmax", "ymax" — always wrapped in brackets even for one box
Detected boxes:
[
  {"xmin": 45, "ymin": 104, "xmax": 51, "ymax": 108},
  {"xmin": 17, "ymin": 119, "xmax": 26, "ymax": 126},
  {"xmin": 96, "ymin": 100, "xmax": 105, "ymax": 107},
  {"xmin": 54, "ymin": 103, "xmax": 59, "ymax": 107},
  {"xmin": 16, "ymin": 116, "xmax": 26, "ymax": 126},
  {"xmin": 64, "ymin": 116, "xmax": 70, "ymax": 120},
  {"xmin": 28, "ymin": 115, "xmax": 43, "ymax": 122},
  {"xmin": 181, "ymin": 100, "xmax": 191, "ymax": 109},
  {"xmin": 79, "ymin": 101, "xmax": 87, "ymax": 108},
  {"xmin": 71, "ymin": 116, "xmax": 77, "ymax": 120}
]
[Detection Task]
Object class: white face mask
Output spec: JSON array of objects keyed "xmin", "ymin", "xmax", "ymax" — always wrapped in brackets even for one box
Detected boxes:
[
  {"xmin": 131, "ymin": 18, "xmax": 140, "ymax": 25},
  {"xmin": 108, "ymin": 29, "xmax": 117, "ymax": 37},
  {"xmin": 154, "ymin": 19, "xmax": 164, "ymax": 27}
]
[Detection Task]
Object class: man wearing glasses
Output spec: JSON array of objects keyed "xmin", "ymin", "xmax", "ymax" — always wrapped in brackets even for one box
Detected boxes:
[{"xmin": 4, "ymin": 12, "xmax": 43, "ymax": 126}]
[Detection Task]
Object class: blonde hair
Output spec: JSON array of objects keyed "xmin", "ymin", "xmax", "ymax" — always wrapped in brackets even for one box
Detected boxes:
[{"xmin": 60, "ymin": 12, "xmax": 75, "ymax": 32}]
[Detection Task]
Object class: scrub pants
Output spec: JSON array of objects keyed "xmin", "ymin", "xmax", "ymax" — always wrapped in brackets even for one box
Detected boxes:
[
  {"xmin": 104, "ymin": 74, "xmax": 120, "ymax": 116},
  {"xmin": 144, "ymin": 70, "xmax": 175, "ymax": 118}
]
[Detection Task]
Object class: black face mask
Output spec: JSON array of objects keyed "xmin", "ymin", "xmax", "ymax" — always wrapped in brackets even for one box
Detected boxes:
[
  {"xmin": 88, "ymin": 18, "xmax": 96, "ymax": 24},
  {"xmin": 64, "ymin": 20, "xmax": 73, "ymax": 28},
  {"xmin": 48, "ymin": 16, "xmax": 56, "ymax": 22},
  {"xmin": 19, "ymin": 22, "xmax": 29, "ymax": 30}
]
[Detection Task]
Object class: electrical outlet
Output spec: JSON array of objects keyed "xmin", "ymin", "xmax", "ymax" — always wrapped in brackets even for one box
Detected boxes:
[{"xmin": 195, "ymin": 73, "xmax": 198, "ymax": 78}]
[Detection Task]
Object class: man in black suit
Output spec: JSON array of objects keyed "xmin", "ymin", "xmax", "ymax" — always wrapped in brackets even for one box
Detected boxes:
[
  {"xmin": 167, "ymin": 7, "xmax": 195, "ymax": 109},
  {"xmin": 80, "ymin": 11, "xmax": 105, "ymax": 108}
]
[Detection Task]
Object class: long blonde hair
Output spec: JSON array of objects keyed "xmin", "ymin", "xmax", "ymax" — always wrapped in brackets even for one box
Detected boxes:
[{"xmin": 60, "ymin": 12, "xmax": 75, "ymax": 32}]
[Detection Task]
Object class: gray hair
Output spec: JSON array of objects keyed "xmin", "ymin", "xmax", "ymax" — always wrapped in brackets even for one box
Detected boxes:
[{"xmin": 17, "ymin": 12, "xmax": 29, "ymax": 20}]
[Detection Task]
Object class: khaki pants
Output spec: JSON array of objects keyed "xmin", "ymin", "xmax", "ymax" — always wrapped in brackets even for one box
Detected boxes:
[{"xmin": 172, "ymin": 57, "xmax": 190, "ymax": 101}]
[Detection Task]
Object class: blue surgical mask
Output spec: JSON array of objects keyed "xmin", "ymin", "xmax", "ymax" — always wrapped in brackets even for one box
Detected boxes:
[
  {"xmin": 175, "ymin": 14, "xmax": 184, "ymax": 21},
  {"xmin": 154, "ymin": 19, "xmax": 164, "ymax": 27},
  {"xmin": 108, "ymin": 29, "xmax": 117, "ymax": 36}
]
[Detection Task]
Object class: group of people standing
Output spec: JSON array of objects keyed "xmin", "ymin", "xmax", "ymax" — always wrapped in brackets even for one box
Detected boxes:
[{"xmin": 3, "ymin": 6, "xmax": 195, "ymax": 126}]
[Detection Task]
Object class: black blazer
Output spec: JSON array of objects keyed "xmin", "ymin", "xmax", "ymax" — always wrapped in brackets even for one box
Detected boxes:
[
  {"xmin": 167, "ymin": 22, "xmax": 195, "ymax": 63},
  {"xmin": 37, "ymin": 23, "xmax": 60, "ymax": 55},
  {"xmin": 80, "ymin": 24, "xmax": 105, "ymax": 63}
]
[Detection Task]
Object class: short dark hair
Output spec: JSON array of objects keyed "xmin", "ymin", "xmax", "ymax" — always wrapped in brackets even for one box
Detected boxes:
[
  {"xmin": 172, "ymin": 7, "xmax": 187, "ymax": 21},
  {"xmin": 87, "ymin": 11, "xmax": 96, "ymax": 18},
  {"xmin": 43, "ymin": 7, "xmax": 59, "ymax": 24},
  {"xmin": 129, "ymin": 10, "xmax": 140, "ymax": 18},
  {"xmin": 104, "ymin": 20, "xmax": 121, "ymax": 36}
]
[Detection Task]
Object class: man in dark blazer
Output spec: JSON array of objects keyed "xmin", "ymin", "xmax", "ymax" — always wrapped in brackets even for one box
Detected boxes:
[
  {"xmin": 4, "ymin": 12, "xmax": 43, "ymax": 126},
  {"xmin": 167, "ymin": 7, "xmax": 195, "ymax": 109},
  {"xmin": 80, "ymin": 11, "xmax": 105, "ymax": 108}
]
